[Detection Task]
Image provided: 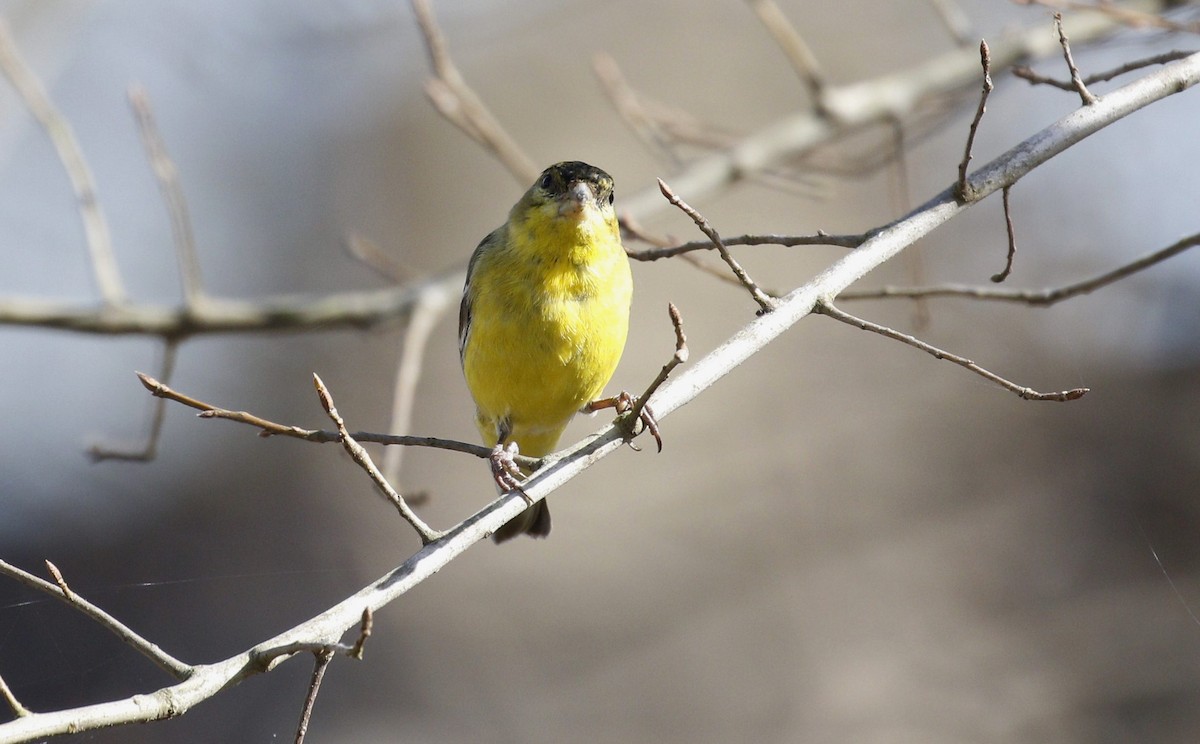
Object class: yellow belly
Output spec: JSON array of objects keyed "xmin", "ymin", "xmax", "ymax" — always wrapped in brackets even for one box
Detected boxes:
[{"xmin": 463, "ymin": 231, "xmax": 631, "ymax": 457}]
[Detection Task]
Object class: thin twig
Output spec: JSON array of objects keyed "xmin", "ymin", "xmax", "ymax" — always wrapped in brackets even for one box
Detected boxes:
[
  {"xmin": 1055, "ymin": 13, "xmax": 1098, "ymax": 105},
  {"xmin": 312, "ymin": 374, "xmax": 443, "ymax": 544},
  {"xmin": 89, "ymin": 339, "xmax": 180, "ymax": 462},
  {"xmin": 128, "ymin": 85, "xmax": 205, "ymax": 307},
  {"xmin": 657, "ymin": 179, "xmax": 777, "ymax": 314},
  {"xmin": 816, "ymin": 300, "xmax": 1089, "ymax": 401},
  {"xmin": 992, "ymin": 185, "xmax": 1017, "ymax": 282},
  {"xmin": 0, "ymin": 670, "xmax": 31, "ymax": 718},
  {"xmin": 0, "ymin": 20, "xmax": 126, "ymax": 305},
  {"xmin": 294, "ymin": 650, "xmax": 334, "ymax": 744},
  {"xmin": 381, "ymin": 279, "xmax": 457, "ymax": 489},
  {"xmin": 747, "ymin": 0, "xmax": 827, "ymax": 102},
  {"xmin": 625, "ymin": 230, "xmax": 866, "ymax": 261},
  {"xmin": 135, "ymin": 371, "xmax": 540, "ymax": 467},
  {"xmin": 627, "ymin": 302, "xmax": 688, "ymax": 431},
  {"xmin": 410, "ymin": 0, "xmax": 538, "ymax": 184},
  {"xmin": 841, "ymin": 231, "xmax": 1200, "ymax": 305},
  {"xmin": 957, "ymin": 39, "xmax": 993, "ymax": 201},
  {"xmin": 1013, "ymin": 50, "xmax": 1195, "ymax": 90},
  {"xmin": 0, "ymin": 559, "xmax": 193, "ymax": 680}
]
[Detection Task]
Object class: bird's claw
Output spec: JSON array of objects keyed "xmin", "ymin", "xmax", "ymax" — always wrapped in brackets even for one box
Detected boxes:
[{"xmin": 489, "ymin": 442, "xmax": 530, "ymax": 502}]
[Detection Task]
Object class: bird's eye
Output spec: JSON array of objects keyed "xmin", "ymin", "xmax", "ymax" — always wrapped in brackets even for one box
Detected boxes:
[
  {"xmin": 539, "ymin": 173, "xmax": 554, "ymax": 190},
  {"xmin": 607, "ymin": 191, "xmax": 615, "ymax": 206}
]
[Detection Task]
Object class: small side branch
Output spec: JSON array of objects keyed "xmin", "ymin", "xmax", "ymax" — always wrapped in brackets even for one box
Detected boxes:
[
  {"xmin": 657, "ymin": 179, "xmax": 777, "ymax": 314},
  {"xmin": 816, "ymin": 300, "xmax": 1088, "ymax": 401},
  {"xmin": 992, "ymin": 185, "xmax": 1017, "ymax": 282},
  {"xmin": 293, "ymin": 650, "xmax": 334, "ymax": 744},
  {"xmin": 1054, "ymin": 13, "xmax": 1098, "ymax": 106},
  {"xmin": 135, "ymin": 371, "xmax": 530, "ymax": 463},
  {"xmin": 956, "ymin": 40, "xmax": 993, "ymax": 202},
  {"xmin": 1013, "ymin": 50, "xmax": 1194, "ymax": 91},
  {"xmin": 627, "ymin": 302, "xmax": 689, "ymax": 444},
  {"xmin": 0, "ymin": 670, "xmax": 31, "ymax": 718},
  {"xmin": 0, "ymin": 559, "xmax": 193, "ymax": 680},
  {"xmin": 625, "ymin": 231, "xmax": 866, "ymax": 261},
  {"xmin": 89, "ymin": 339, "xmax": 181, "ymax": 462},
  {"xmin": 313, "ymin": 375, "xmax": 443, "ymax": 544}
]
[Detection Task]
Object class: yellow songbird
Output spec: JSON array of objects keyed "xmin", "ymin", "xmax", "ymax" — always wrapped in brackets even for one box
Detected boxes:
[{"xmin": 459, "ymin": 161, "xmax": 644, "ymax": 543}]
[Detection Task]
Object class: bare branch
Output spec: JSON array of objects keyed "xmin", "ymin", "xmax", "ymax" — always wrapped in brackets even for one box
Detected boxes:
[
  {"xmin": 1055, "ymin": 13, "xmax": 1099, "ymax": 105},
  {"xmin": 410, "ymin": 0, "xmax": 538, "ymax": 183},
  {"xmin": 135, "ymin": 371, "xmax": 537, "ymax": 466},
  {"xmin": 619, "ymin": 2, "xmax": 1164, "ymax": 217},
  {"xmin": 381, "ymin": 277, "xmax": 458, "ymax": 488},
  {"xmin": 0, "ymin": 559, "xmax": 193, "ymax": 680},
  {"xmin": 842, "ymin": 231, "xmax": 1200, "ymax": 305},
  {"xmin": 592, "ymin": 53, "xmax": 681, "ymax": 165},
  {"xmin": 312, "ymin": 374, "xmax": 443, "ymax": 544},
  {"xmin": 88, "ymin": 339, "xmax": 180, "ymax": 461},
  {"xmin": 957, "ymin": 40, "xmax": 994, "ymax": 201},
  {"xmin": 0, "ymin": 20, "xmax": 126, "ymax": 305},
  {"xmin": 0, "ymin": 671, "xmax": 31, "ymax": 718},
  {"xmin": 128, "ymin": 85, "xmax": 205, "ymax": 307},
  {"xmin": 657, "ymin": 179, "xmax": 777, "ymax": 313},
  {"xmin": 1013, "ymin": 50, "xmax": 1195, "ymax": 90},
  {"xmin": 0, "ymin": 270, "xmax": 465, "ymax": 336},
  {"xmin": 992, "ymin": 185, "xmax": 1018, "ymax": 282},
  {"xmin": 816, "ymin": 300, "xmax": 1089, "ymax": 401},
  {"xmin": 747, "ymin": 0, "xmax": 828, "ymax": 101},
  {"xmin": 625, "ymin": 230, "xmax": 866, "ymax": 261},
  {"xmin": 293, "ymin": 650, "xmax": 334, "ymax": 744},
  {"xmin": 629, "ymin": 302, "xmax": 689, "ymax": 431}
]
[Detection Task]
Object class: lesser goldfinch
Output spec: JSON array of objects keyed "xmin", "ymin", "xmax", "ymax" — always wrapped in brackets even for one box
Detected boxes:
[{"xmin": 459, "ymin": 161, "xmax": 633, "ymax": 543}]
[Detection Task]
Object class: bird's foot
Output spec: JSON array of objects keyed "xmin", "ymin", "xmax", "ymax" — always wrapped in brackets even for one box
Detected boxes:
[{"xmin": 489, "ymin": 442, "xmax": 530, "ymax": 501}]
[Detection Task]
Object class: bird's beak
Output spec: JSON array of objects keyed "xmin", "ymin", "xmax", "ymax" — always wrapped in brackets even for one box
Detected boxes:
[{"xmin": 559, "ymin": 180, "xmax": 596, "ymax": 218}]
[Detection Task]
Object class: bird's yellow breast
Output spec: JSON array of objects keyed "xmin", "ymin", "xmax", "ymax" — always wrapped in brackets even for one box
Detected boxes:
[{"xmin": 462, "ymin": 205, "xmax": 631, "ymax": 456}]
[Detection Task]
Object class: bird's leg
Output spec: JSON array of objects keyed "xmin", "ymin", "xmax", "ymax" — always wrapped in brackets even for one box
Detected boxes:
[
  {"xmin": 489, "ymin": 441, "xmax": 531, "ymax": 502},
  {"xmin": 584, "ymin": 391, "xmax": 662, "ymax": 452}
]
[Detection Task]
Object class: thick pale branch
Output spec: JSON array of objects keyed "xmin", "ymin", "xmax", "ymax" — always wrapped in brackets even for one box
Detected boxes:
[
  {"xmin": 618, "ymin": 0, "xmax": 1175, "ymax": 217},
  {"xmin": 0, "ymin": 271, "xmax": 464, "ymax": 336}
]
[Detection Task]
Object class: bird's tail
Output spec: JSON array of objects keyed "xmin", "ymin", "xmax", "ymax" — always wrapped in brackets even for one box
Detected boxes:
[{"xmin": 492, "ymin": 500, "xmax": 552, "ymax": 543}]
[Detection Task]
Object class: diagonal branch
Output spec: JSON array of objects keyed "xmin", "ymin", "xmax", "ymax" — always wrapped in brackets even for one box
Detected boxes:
[
  {"xmin": 312, "ymin": 374, "xmax": 443, "ymax": 544},
  {"xmin": 840, "ymin": 231, "xmax": 1200, "ymax": 305},
  {"xmin": 0, "ymin": 559, "xmax": 193, "ymax": 681},
  {"xmin": 815, "ymin": 300, "xmax": 1089, "ymax": 401},
  {"xmin": 410, "ymin": 0, "xmax": 538, "ymax": 183}
]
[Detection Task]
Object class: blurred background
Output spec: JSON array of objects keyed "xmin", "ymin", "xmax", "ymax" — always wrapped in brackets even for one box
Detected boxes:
[{"xmin": 1, "ymin": 1, "xmax": 1199, "ymax": 742}]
